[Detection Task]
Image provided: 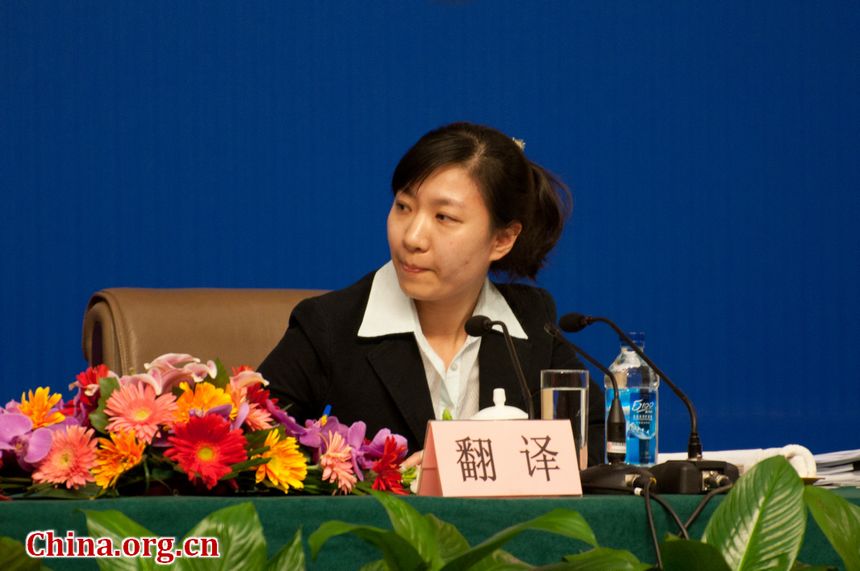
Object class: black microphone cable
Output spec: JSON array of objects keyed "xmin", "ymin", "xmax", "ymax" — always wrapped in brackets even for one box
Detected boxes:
[
  {"xmin": 684, "ymin": 483, "xmax": 734, "ymax": 530},
  {"xmin": 641, "ymin": 478, "xmax": 663, "ymax": 569}
]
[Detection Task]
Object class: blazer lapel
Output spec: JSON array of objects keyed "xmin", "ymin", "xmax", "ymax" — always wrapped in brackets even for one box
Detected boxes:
[
  {"xmin": 366, "ymin": 336, "xmax": 435, "ymax": 446},
  {"xmin": 478, "ymin": 333, "xmax": 534, "ymax": 412}
]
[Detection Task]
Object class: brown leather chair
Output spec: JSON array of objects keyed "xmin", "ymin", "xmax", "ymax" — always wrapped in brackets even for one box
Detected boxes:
[{"xmin": 82, "ymin": 288, "xmax": 327, "ymax": 376}]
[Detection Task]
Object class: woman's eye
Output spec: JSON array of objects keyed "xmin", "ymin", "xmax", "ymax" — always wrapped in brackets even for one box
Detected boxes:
[
  {"xmin": 436, "ymin": 213, "xmax": 457, "ymax": 223},
  {"xmin": 394, "ymin": 201, "xmax": 409, "ymax": 212}
]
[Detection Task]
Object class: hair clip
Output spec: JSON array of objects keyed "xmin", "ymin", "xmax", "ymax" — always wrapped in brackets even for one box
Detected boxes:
[{"xmin": 512, "ymin": 137, "xmax": 526, "ymax": 151}]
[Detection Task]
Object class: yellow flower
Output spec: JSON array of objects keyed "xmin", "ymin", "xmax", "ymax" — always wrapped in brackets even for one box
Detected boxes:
[
  {"xmin": 92, "ymin": 431, "xmax": 146, "ymax": 489},
  {"xmin": 18, "ymin": 387, "xmax": 65, "ymax": 428},
  {"xmin": 254, "ymin": 431, "xmax": 307, "ymax": 493},
  {"xmin": 173, "ymin": 382, "xmax": 233, "ymax": 424}
]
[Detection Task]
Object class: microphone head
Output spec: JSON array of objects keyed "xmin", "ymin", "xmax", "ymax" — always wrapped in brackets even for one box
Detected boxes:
[
  {"xmin": 558, "ymin": 312, "xmax": 592, "ymax": 333},
  {"xmin": 465, "ymin": 315, "xmax": 493, "ymax": 337}
]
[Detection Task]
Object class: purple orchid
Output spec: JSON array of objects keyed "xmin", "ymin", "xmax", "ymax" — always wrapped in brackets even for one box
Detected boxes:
[
  {"xmin": 265, "ymin": 401, "xmax": 305, "ymax": 438},
  {"xmin": 360, "ymin": 428, "xmax": 409, "ymax": 468},
  {"xmin": 345, "ymin": 421, "xmax": 368, "ymax": 480},
  {"xmin": 0, "ymin": 413, "xmax": 53, "ymax": 471}
]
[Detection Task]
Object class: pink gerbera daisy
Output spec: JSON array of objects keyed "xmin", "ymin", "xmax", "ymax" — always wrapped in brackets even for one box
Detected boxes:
[
  {"xmin": 320, "ymin": 431, "xmax": 357, "ymax": 494},
  {"xmin": 105, "ymin": 382, "xmax": 177, "ymax": 443},
  {"xmin": 32, "ymin": 425, "xmax": 97, "ymax": 489}
]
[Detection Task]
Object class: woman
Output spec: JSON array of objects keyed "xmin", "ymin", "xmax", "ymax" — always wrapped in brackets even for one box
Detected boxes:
[{"xmin": 258, "ymin": 122, "xmax": 605, "ymax": 465}]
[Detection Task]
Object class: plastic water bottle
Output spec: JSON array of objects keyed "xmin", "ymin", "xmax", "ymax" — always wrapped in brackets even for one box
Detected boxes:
[{"xmin": 604, "ymin": 332, "xmax": 659, "ymax": 466}]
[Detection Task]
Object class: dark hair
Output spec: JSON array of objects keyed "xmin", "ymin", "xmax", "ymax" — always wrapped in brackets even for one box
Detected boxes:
[{"xmin": 391, "ymin": 122, "xmax": 572, "ymax": 279}]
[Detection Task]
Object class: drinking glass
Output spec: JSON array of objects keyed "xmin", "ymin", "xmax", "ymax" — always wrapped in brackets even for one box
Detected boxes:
[{"xmin": 541, "ymin": 369, "xmax": 589, "ymax": 471}]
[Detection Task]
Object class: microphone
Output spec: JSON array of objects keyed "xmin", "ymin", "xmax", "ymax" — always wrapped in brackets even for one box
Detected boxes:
[
  {"xmin": 465, "ymin": 315, "xmax": 534, "ymax": 419},
  {"xmin": 559, "ymin": 312, "xmax": 739, "ymax": 493},
  {"xmin": 545, "ymin": 322, "xmax": 655, "ymax": 493}
]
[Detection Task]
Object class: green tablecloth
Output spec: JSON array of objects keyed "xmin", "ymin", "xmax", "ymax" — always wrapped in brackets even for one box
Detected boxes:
[{"xmin": 2, "ymin": 488, "xmax": 858, "ymax": 569}]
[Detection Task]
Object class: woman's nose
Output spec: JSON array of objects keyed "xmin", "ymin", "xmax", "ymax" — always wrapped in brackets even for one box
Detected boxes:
[{"xmin": 403, "ymin": 214, "xmax": 430, "ymax": 252}]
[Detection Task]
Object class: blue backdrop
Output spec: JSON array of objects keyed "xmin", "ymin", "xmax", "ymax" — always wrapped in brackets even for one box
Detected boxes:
[{"xmin": 2, "ymin": 1, "xmax": 857, "ymax": 455}]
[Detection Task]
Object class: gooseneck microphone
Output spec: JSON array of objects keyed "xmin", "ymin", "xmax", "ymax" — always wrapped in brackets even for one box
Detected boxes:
[
  {"xmin": 465, "ymin": 315, "xmax": 534, "ymax": 419},
  {"xmin": 559, "ymin": 312, "xmax": 702, "ymax": 460},
  {"xmin": 544, "ymin": 322, "xmax": 626, "ymax": 463},
  {"xmin": 560, "ymin": 311, "xmax": 739, "ymax": 493}
]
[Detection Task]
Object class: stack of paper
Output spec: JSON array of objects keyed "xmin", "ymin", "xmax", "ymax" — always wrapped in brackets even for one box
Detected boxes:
[{"xmin": 813, "ymin": 449, "xmax": 860, "ymax": 487}]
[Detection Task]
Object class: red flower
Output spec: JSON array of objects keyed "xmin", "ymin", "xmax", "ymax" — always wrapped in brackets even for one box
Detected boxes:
[
  {"xmin": 371, "ymin": 436, "xmax": 408, "ymax": 495},
  {"xmin": 71, "ymin": 364, "xmax": 112, "ymax": 409},
  {"xmin": 165, "ymin": 414, "xmax": 248, "ymax": 489},
  {"xmin": 231, "ymin": 365, "xmax": 254, "ymax": 376}
]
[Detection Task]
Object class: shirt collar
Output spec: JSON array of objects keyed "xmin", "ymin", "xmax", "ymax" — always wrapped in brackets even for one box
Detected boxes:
[{"xmin": 357, "ymin": 260, "xmax": 528, "ymax": 339}]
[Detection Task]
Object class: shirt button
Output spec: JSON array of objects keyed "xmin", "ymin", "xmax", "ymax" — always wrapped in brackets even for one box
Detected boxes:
[{"xmin": 450, "ymin": 363, "xmax": 459, "ymax": 372}]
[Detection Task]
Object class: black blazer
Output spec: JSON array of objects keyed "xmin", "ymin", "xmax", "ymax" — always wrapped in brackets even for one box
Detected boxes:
[{"xmin": 258, "ymin": 272, "xmax": 606, "ymax": 465}]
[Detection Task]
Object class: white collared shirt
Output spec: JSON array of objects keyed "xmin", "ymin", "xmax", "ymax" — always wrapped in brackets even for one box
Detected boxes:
[{"xmin": 358, "ymin": 261, "xmax": 527, "ymax": 420}]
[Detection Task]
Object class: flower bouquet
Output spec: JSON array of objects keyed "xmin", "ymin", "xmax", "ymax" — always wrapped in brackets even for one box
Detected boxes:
[{"xmin": 0, "ymin": 353, "xmax": 411, "ymax": 498}]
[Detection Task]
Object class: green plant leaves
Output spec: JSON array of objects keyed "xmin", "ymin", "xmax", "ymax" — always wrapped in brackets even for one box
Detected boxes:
[
  {"xmin": 803, "ymin": 485, "xmax": 860, "ymax": 571},
  {"xmin": 267, "ymin": 528, "xmax": 305, "ymax": 571},
  {"xmin": 309, "ymin": 521, "xmax": 427, "ymax": 570},
  {"xmin": 660, "ymin": 539, "xmax": 730, "ymax": 571},
  {"xmin": 82, "ymin": 509, "xmax": 157, "ymax": 571},
  {"xmin": 560, "ymin": 546, "xmax": 651, "ymax": 570},
  {"xmin": 703, "ymin": 455, "xmax": 806, "ymax": 570},
  {"xmin": 372, "ymin": 490, "xmax": 442, "ymax": 567},
  {"xmin": 174, "ymin": 502, "xmax": 267, "ymax": 571},
  {"xmin": 0, "ymin": 536, "xmax": 50, "ymax": 571},
  {"xmin": 440, "ymin": 508, "xmax": 597, "ymax": 571},
  {"xmin": 89, "ymin": 376, "xmax": 121, "ymax": 433}
]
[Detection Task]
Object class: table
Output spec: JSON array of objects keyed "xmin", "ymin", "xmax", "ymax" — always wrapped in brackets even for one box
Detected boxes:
[{"xmin": 2, "ymin": 488, "xmax": 857, "ymax": 569}]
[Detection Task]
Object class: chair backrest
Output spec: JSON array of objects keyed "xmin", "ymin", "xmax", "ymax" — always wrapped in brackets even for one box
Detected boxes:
[{"xmin": 82, "ymin": 287, "xmax": 327, "ymax": 376}]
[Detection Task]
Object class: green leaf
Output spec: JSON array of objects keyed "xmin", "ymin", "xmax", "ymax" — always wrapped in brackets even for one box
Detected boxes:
[
  {"xmin": 359, "ymin": 561, "xmax": 388, "ymax": 571},
  {"xmin": 208, "ymin": 359, "xmax": 231, "ymax": 389},
  {"xmin": 372, "ymin": 491, "xmax": 441, "ymax": 567},
  {"xmin": 661, "ymin": 540, "xmax": 730, "ymax": 571},
  {"xmin": 559, "ymin": 547, "xmax": 650, "ymax": 570},
  {"xmin": 82, "ymin": 509, "xmax": 157, "ymax": 571},
  {"xmin": 89, "ymin": 376, "xmax": 120, "ymax": 433},
  {"xmin": 425, "ymin": 514, "xmax": 470, "ymax": 561},
  {"xmin": 804, "ymin": 485, "xmax": 860, "ymax": 571},
  {"xmin": 174, "ymin": 502, "xmax": 267, "ymax": 571},
  {"xmin": 0, "ymin": 536, "xmax": 46, "ymax": 571},
  {"xmin": 267, "ymin": 528, "xmax": 304, "ymax": 571},
  {"xmin": 469, "ymin": 550, "xmax": 530, "ymax": 571},
  {"xmin": 703, "ymin": 455, "xmax": 806, "ymax": 571},
  {"xmin": 440, "ymin": 509, "xmax": 597, "ymax": 571},
  {"xmin": 308, "ymin": 521, "xmax": 426, "ymax": 570},
  {"xmin": 25, "ymin": 482, "xmax": 101, "ymax": 499}
]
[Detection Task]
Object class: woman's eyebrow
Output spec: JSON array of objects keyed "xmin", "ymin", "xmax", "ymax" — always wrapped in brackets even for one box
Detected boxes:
[{"xmin": 428, "ymin": 196, "xmax": 465, "ymax": 209}]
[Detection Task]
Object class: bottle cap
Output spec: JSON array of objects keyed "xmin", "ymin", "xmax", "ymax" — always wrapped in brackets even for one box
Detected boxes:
[
  {"xmin": 622, "ymin": 331, "xmax": 645, "ymax": 349},
  {"xmin": 470, "ymin": 388, "xmax": 528, "ymax": 420}
]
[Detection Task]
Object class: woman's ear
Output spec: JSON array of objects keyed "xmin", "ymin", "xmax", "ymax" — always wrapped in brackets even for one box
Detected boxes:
[{"xmin": 490, "ymin": 221, "xmax": 522, "ymax": 261}]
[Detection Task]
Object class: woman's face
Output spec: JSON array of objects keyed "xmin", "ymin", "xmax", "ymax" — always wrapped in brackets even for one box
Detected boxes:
[{"xmin": 387, "ymin": 165, "xmax": 519, "ymax": 307}]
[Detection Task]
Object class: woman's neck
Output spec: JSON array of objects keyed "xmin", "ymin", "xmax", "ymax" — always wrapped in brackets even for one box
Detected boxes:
[{"xmin": 414, "ymin": 285, "xmax": 483, "ymax": 368}]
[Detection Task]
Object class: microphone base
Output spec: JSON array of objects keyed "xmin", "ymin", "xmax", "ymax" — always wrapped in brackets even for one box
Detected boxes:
[
  {"xmin": 650, "ymin": 460, "xmax": 740, "ymax": 494},
  {"xmin": 580, "ymin": 463, "xmax": 656, "ymax": 494}
]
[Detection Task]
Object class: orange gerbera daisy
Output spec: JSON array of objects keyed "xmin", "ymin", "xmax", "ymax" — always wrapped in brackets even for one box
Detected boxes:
[
  {"xmin": 32, "ymin": 425, "xmax": 97, "ymax": 489},
  {"xmin": 105, "ymin": 382, "xmax": 177, "ymax": 443},
  {"xmin": 165, "ymin": 414, "xmax": 248, "ymax": 489},
  {"xmin": 17, "ymin": 387, "xmax": 65, "ymax": 428},
  {"xmin": 320, "ymin": 431, "xmax": 357, "ymax": 494},
  {"xmin": 254, "ymin": 430, "xmax": 307, "ymax": 493},
  {"xmin": 92, "ymin": 431, "xmax": 146, "ymax": 489},
  {"xmin": 174, "ymin": 382, "xmax": 233, "ymax": 424}
]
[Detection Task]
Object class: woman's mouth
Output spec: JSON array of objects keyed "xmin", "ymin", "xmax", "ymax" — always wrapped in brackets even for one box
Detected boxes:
[{"xmin": 400, "ymin": 261, "xmax": 428, "ymax": 274}]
